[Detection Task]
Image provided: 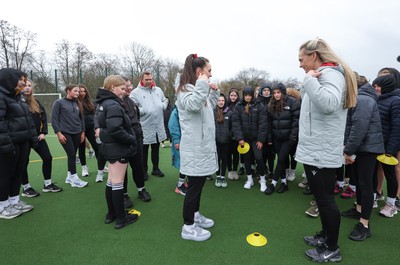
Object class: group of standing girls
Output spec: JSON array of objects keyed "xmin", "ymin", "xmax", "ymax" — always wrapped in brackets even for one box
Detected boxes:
[{"xmin": 214, "ymin": 82, "xmax": 300, "ymax": 195}]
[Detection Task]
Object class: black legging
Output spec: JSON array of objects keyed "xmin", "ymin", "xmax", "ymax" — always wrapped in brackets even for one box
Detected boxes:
[
  {"xmin": 143, "ymin": 142, "xmax": 160, "ymax": 173},
  {"xmin": 227, "ymin": 140, "xmax": 239, "ymax": 172},
  {"xmin": 350, "ymin": 153, "xmax": 377, "ymax": 220},
  {"xmin": 373, "ymin": 162, "xmax": 398, "ymax": 199},
  {"xmin": 304, "ymin": 164, "xmax": 340, "ymax": 250},
  {"xmin": 61, "ymin": 133, "xmax": 81, "ymax": 175},
  {"xmin": 0, "ymin": 142, "xmax": 30, "ymax": 200},
  {"xmin": 78, "ymin": 128, "xmax": 98, "ymax": 167},
  {"xmin": 216, "ymin": 142, "xmax": 230, "ymax": 176},
  {"xmin": 272, "ymin": 139, "xmax": 291, "ymax": 181},
  {"xmin": 183, "ymin": 176, "xmax": 207, "ymax": 225},
  {"xmin": 124, "ymin": 139, "xmax": 145, "ymax": 193},
  {"xmin": 289, "ymin": 141, "xmax": 297, "ymax": 170},
  {"xmin": 263, "ymin": 143, "xmax": 275, "ymax": 174},
  {"xmin": 244, "ymin": 140, "xmax": 265, "ymax": 176},
  {"xmin": 22, "ymin": 139, "xmax": 53, "ymax": 184}
]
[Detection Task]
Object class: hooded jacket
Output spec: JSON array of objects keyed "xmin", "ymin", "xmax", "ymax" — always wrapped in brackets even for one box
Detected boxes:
[
  {"xmin": 295, "ymin": 65, "xmax": 348, "ymax": 168},
  {"xmin": 344, "ymin": 83, "xmax": 384, "ymax": 155},
  {"xmin": 129, "ymin": 82, "xmax": 168, "ymax": 144},
  {"xmin": 176, "ymin": 79, "xmax": 219, "ymax": 176},
  {"xmin": 96, "ymin": 88, "xmax": 137, "ymax": 160},
  {"xmin": 0, "ymin": 68, "xmax": 37, "ymax": 154}
]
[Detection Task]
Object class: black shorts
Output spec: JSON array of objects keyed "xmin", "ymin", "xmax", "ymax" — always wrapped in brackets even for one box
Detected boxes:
[{"xmin": 108, "ymin": 157, "xmax": 129, "ymax": 164}]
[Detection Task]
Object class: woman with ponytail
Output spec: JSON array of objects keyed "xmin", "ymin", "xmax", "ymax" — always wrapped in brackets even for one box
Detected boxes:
[{"xmin": 297, "ymin": 38, "xmax": 357, "ymax": 263}]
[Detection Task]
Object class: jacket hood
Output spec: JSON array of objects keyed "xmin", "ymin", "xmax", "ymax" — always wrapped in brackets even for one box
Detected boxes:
[
  {"xmin": 0, "ymin": 68, "xmax": 27, "ymax": 94},
  {"xmin": 373, "ymin": 75, "xmax": 396, "ymax": 94},
  {"xmin": 358, "ymin": 83, "xmax": 379, "ymax": 101},
  {"xmin": 259, "ymin": 83, "xmax": 271, "ymax": 97},
  {"xmin": 319, "ymin": 64, "xmax": 345, "ymax": 76},
  {"xmin": 95, "ymin": 88, "xmax": 122, "ymax": 104},
  {"xmin": 218, "ymin": 93, "xmax": 228, "ymax": 110},
  {"xmin": 271, "ymin": 82, "xmax": 286, "ymax": 95},
  {"xmin": 242, "ymin": 86, "xmax": 253, "ymax": 98}
]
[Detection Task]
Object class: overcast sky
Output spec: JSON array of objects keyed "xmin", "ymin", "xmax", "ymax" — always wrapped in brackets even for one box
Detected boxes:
[{"xmin": 2, "ymin": 0, "xmax": 400, "ymax": 83}]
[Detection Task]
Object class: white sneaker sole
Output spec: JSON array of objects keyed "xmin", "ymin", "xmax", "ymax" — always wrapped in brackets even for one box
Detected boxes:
[{"xmin": 181, "ymin": 231, "xmax": 211, "ymax": 241}]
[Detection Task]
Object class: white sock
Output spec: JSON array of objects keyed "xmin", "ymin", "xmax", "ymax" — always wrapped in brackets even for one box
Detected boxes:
[
  {"xmin": 271, "ymin": 180, "xmax": 277, "ymax": 187},
  {"xmin": 281, "ymin": 179, "xmax": 287, "ymax": 184},
  {"xmin": 260, "ymin": 175, "xmax": 266, "ymax": 182},
  {"xmin": 247, "ymin": 175, "xmax": 253, "ymax": 182},
  {"xmin": 9, "ymin": 195, "xmax": 19, "ymax": 205},
  {"xmin": 387, "ymin": 197, "xmax": 396, "ymax": 206},
  {"xmin": 337, "ymin": 181, "xmax": 344, "ymax": 187},
  {"xmin": 138, "ymin": 187, "xmax": 144, "ymax": 192},
  {"xmin": 82, "ymin": 165, "xmax": 88, "ymax": 170},
  {"xmin": 22, "ymin": 183, "xmax": 31, "ymax": 190},
  {"xmin": 349, "ymin": 184, "xmax": 356, "ymax": 191},
  {"xmin": 373, "ymin": 193, "xmax": 377, "ymax": 200},
  {"xmin": 240, "ymin": 163, "xmax": 244, "ymax": 168},
  {"xmin": 44, "ymin": 179, "xmax": 52, "ymax": 186}
]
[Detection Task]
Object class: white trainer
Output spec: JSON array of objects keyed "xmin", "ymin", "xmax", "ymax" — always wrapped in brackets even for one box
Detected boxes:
[
  {"xmin": 244, "ymin": 178, "xmax": 254, "ymax": 189},
  {"xmin": 194, "ymin": 212, "xmax": 214, "ymax": 228},
  {"xmin": 70, "ymin": 174, "xmax": 88, "ymax": 188},
  {"xmin": 287, "ymin": 169, "xmax": 296, "ymax": 181},
  {"xmin": 65, "ymin": 171, "xmax": 73, "ymax": 184},
  {"xmin": 227, "ymin": 171, "xmax": 234, "ymax": 180},
  {"xmin": 96, "ymin": 171, "xmax": 104, "ymax": 183},
  {"xmin": 0, "ymin": 205, "xmax": 23, "ymax": 219},
  {"xmin": 260, "ymin": 180, "xmax": 267, "ymax": 192},
  {"xmin": 11, "ymin": 200, "xmax": 34, "ymax": 213},
  {"xmin": 181, "ymin": 224, "xmax": 211, "ymax": 241},
  {"xmin": 82, "ymin": 165, "xmax": 89, "ymax": 177},
  {"xmin": 232, "ymin": 171, "xmax": 239, "ymax": 180}
]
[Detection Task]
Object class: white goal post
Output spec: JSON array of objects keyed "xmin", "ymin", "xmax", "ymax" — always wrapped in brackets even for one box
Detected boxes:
[{"xmin": 33, "ymin": 93, "xmax": 62, "ymax": 125}]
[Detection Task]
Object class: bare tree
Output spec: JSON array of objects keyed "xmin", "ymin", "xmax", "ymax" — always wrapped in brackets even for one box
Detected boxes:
[
  {"xmin": 0, "ymin": 20, "xmax": 36, "ymax": 70},
  {"xmin": 220, "ymin": 67, "xmax": 271, "ymax": 95},
  {"xmin": 72, "ymin": 43, "xmax": 93, "ymax": 84},
  {"xmin": 27, "ymin": 50, "xmax": 55, "ymax": 93},
  {"xmin": 120, "ymin": 42, "xmax": 156, "ymax": 80},
  {"xmin": 55, "ymin": 39, "xmax": 72, "ymax": 85},
  {"xmin": 157, "ymin": 57, "xmax": 182, "ymax": 101}
]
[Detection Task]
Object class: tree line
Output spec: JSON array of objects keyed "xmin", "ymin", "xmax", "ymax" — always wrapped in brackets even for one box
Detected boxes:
[{"xmin": 0, "ymin": 20, "xmax": 301, "ymax": 99}]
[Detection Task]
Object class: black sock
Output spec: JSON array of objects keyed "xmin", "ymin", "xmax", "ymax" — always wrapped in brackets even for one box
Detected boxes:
[{"xmin": 111, "ymin": 182, "xmax": 125, "ymax": 220}]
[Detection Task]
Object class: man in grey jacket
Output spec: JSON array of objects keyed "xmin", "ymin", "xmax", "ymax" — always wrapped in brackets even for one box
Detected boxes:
[{"xmin": 130, "ymin": 71, "xmax": 168, "ymax": 180}]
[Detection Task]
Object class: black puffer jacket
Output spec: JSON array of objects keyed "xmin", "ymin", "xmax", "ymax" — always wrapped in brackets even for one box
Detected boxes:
[
  {"xmin": 95, "ymin": 88, "xmax": 136, "ymax": 160},
  {"xmin": 82, "ymin": 101, "xmax": 95, "ymax": 130},
  {"xmin": 267, "ymin": 95, "xmax": 300, "ymax": 142},
  {"xmin": 344, "ymin": 83, "xmax": 384, "ymax": 155},
  {"xmin": 0, "ymin": 68, "xmax": 37, "ymax": 154},
  {"xmin": 377, "ymin": 88, "xmax": 400, "ymax": 155},
  {"xmin": 231, "ymin": 99, "xmax": 267, "ymax": 143},
  {"xmin": 214, "ymin": 106, "xmax": 232, "ymax": 144},
  {"xmin": 123, "ymin": 96, "xmax": 143, "ymax": 141}
]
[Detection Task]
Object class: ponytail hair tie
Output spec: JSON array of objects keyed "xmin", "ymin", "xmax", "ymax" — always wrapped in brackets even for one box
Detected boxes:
[{"xmin": 193, "ymin": 54, "xmax": 197, "ymax": 59}]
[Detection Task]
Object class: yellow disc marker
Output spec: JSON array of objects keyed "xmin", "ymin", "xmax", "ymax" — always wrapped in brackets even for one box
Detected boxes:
[
  {"xmin": 246, "ymin": 232, "xmax": 268, "ymax": 247},
  {"xmin": 237, "ymin": 142, "xmax": 250, "ymax": 155},
  {"xmin": 377, "ymin": 154, "xmax": 399, "ymax": 165}
]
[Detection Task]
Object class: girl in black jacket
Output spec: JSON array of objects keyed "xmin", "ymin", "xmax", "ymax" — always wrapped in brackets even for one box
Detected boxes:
[
  {"xmin": 214, "ymin": 94, "xmax": 232, "ymax": 188},
  {"xmin": 21, "ymin": 79, "xmax": 62, "ymax": 197},
  {"xmin": 0, "ymin": 68, "xmax": 37, "ymax": 219},
  {"xmin": 265, "ymin": 83, "xmax": 300, "ymax": 195},
  {"xmin": 96, "ymin": 75, "xmax": 138, "ymax": 229},
  {"xmin": 226, "ymin": 88, "xmax": 241, "ymax": 179},
  {"xmin": 232, "ymin": 86, "xmax": 268, "ymax": 192}
]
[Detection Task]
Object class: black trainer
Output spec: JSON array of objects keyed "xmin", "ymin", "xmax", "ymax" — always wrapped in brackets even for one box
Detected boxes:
[
  {"xmin": 264, "ymin": 184, "xmax": 275, "ymax": 195},
  {"xmin": 303, "ymin": 186, "xmax": 312, "ymax": 195},
  {"xmin": 305, "ymin": 244, "xmax": 341, "ymax": 262},
  {"xmin": 304, "ymin": 231, "xmax": 326, "ymax": 247},
  {"xmin": 104, "ymin": 214, "xmax": 116, "ymax": 224},
  {"xmin": 22, "ymin": 187, "xmax": 40, "ymax": 198},
  {"xmin": 42, "ymin": 183, "xmax": 62, "ymax": 193},
  {"xmin": 277, "ymin": 183, "xmax": 288, "ymax": 193},
  {"xmin": 115, "ymin": 212, "xmax": 139, "ymax": 229},
  {"xmin": 124, "ymin": 194, "xmax": 133, "ymax": 209},
  {"xmin": 138, "ymin": 189, "xmax": 151, "ymax": 202},
  {"xmin": 341, "ymin": 207, "xmax": 361, "ymax": 219},
  {"xmin": 349, "ymin": 222, "xmax": 371, "ymax": 241},
  {"xmin": 151, "ymin": 168, "xmax": 165, "ymax": 177}
]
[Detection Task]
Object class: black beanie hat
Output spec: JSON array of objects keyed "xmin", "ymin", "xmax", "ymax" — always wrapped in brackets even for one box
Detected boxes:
[
  {"xmin": 373, "ymin": 75, "xmax": 396, "ymax": 94},
  {"xmin": 271, "ymin": 82, "xmax": 286, "ymax": 95},
  {"xmin": 242, "ymin": 86, "xmax": 253, "ymax": 97}
]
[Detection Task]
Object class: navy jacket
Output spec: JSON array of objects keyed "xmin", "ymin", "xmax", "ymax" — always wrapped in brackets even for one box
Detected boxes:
[{"xmin": 344, "ymin": 83, "xmax": 385, "ymax": 155}]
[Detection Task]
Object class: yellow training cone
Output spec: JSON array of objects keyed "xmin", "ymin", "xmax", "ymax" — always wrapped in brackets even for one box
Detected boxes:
[
  {"xmin": 377, "ymin": 154, "xmax": 399, "ymax": 165},
  {"xmin": 246, "ymin": 232, "xmax": 267, "ymax": 247},
  {"xmin": 128, "ymin": 209, "xmax": 142, "ymax": 216},
  {"xmin": 237, "ymin": 142, "xmax": 250, "ymax": 155}
]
